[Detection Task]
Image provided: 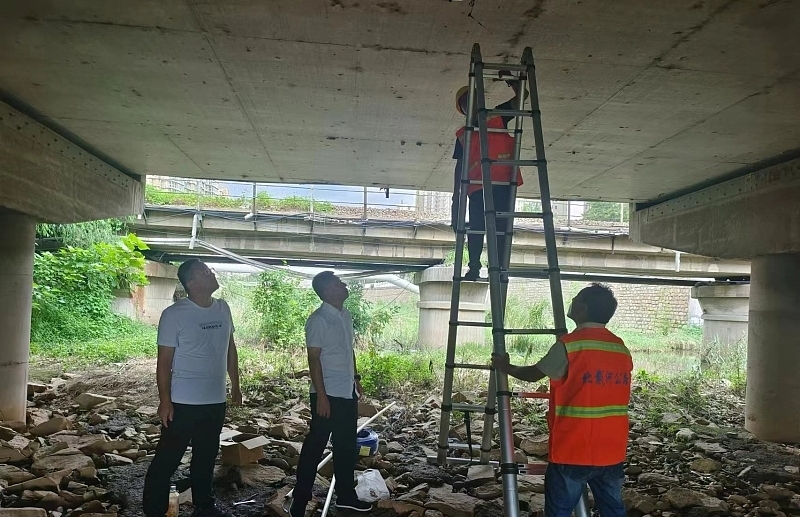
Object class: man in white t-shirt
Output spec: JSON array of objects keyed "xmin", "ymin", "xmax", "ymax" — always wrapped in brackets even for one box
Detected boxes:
[
  {"xmin": 142, "ymin": 259, "xmax": 241, "ymax": 517},
  {"xmin": 289, "ymin": 272, "xmax": 371, "ymax": 517}
]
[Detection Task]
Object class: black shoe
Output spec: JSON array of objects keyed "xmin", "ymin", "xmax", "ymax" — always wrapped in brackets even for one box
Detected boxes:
[
  {"xmin": 288, "ymin": 499, "xmax": 307, "ymax": 517},
  {"xmin": 191, "ymin": 505, "xmax": 233, "ymax": 517},
  {"xmin": 463, "ymin": 268, "xmax": 481, "ymax": 281},
  {"xmin": 335, "ymin": 496, "xmax": 372, "ymax": 512}
]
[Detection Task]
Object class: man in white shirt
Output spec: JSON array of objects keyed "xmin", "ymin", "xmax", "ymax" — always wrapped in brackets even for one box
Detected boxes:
[
  {"xmin": 289, "ymin": 271, "xmax": 371, "ymax": 517},
  {"xmin": 142, "ymin": 259, "xmax": 242, "ymax": 517}
]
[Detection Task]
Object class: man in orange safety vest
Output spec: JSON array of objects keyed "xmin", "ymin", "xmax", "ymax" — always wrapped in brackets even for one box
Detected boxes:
[
  {"xmin": 493, "ymin": 283, "xmax": 632, "ymax": 517},
  {"xmin": 452, "ymin": 77, "xmax": 524, "ymax": 281}
]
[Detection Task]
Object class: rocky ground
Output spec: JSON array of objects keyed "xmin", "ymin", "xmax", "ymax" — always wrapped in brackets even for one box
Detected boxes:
[{"xmin": 2, "ymin": 364, "xmax": 799, "ymax": 517}]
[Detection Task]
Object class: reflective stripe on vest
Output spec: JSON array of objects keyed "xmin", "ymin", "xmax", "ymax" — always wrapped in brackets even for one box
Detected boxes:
[
  {"xmin": 563, "ymin": 340, "xmax": 630, "ymax": 356},
  {"xmin": 554, "ymin": 405, "xmax": 629, "ymax": 418}
]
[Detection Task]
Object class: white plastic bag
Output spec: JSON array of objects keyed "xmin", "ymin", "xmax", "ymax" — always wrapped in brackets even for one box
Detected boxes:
[{"xmin": 354, "ymin": 469, "xmax": 390, "ymax": 502}]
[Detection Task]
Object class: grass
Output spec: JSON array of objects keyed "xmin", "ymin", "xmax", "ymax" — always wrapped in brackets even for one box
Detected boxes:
[
  {"xmin": 30, "ymin": 317, "xmax": 157, "ymax": 365},
  {"xmin": 145, "ymin": 186, "xmax": 334, "ymax": 214}
]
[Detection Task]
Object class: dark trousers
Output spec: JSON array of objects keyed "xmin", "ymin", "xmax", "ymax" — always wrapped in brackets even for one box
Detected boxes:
[
  {"xmin": 468, "ymin": 186, "xmax": 512, "ymax": 271},
  {"xmin": 143, "ymin": 402, "xmax": 227, "ymax": 517},
  {"xmin": 293, "ymin": 393, "xmax": 358, "ymax": 504},
  {"xmin": 544, "ymin": 462, "xmax": 626, "ymax": 517}
]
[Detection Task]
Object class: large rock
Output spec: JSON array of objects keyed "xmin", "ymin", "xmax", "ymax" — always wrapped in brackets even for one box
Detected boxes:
[
  {"xmin": 0, "ymin": 465, "xmax": 36, "ymax": 485},
  {"xmin": 30, "ymin": 449, "xmax": 94, "ymax": 476},
  {"xmin": 517, "ymin": 475, "xmax": 545, "ymax": 493},
  {"xmin": 104, "ymin": 453, "xmax": 134, "ymax": 467},
  {"xmin": 676, "ymin": 428, "xmax": 697, "ymax": 442},
  {"xmin": 74, "ymin": 393, "xmax": 115, "ymax": 411},
  {"xmin": 30, "ymin": 416, "xmax": 71, "ymax": 437},
  {"xmin": 235, "ymin": 465, "xmax": 285, "ymax": 487},
  {"xmin": 377, "ymin": 500, "xmax": 426, "ymax": 516},
  {"xmin": 691, "ymin": 458, "xmax": 722, "ymax": 473},
  {"xmin": 519, "ymin": 435, "xmax": 549, "ymax": 457},
  {"xmin": 638, "ymin": 472, "xmax": 679, "ymax": 487},
  {"xmin": 407, "ymin": 465, "xmax": 453, "ymax": 487},
  {"xmin": 0, "ymin": 421, "xmax": 27, "ymax": 433},
  {"xmin": 425, "ymin": 486, "xmax": 480, "ymax": 517},
  {"xmin": 466, "ymin": 465, "xmax": 495, "ymax": 486},
  {"xmin": 0, "ymin": 425, "xmax": 17, "ymax": 441},
  {"xmin": 761, "ymin": 484, "xmax": 796, "ymax": 501},
  {"xmin": 5, "ymin": 476, "xmax": 60, "ymax": 494},
  {"xmin": 664, "ymin": 488, "xmax": 729, "ymax": 513},
  {"xmin": 52, "ymin": 434, "xmax": 132, "ymax": 455},
  {"xmin": 693, "ymin": 441, "xmax": 727, "ymax": 455},
  {"xmin": 0, "ymin": 509, "xmax": 47, "ymax": 517},
  {"xmin": 622, "ymin": 488, "xmax": 657, "ymax": 514},
  {"xmin": 474, "ymin": 483, "xmax": 502, "ymax": 500}
]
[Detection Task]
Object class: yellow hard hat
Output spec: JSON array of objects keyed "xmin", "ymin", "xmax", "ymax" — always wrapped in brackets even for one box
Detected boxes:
[{"xmin": 455, "ymin": 86, "xmax": 469, "ymax": 115}]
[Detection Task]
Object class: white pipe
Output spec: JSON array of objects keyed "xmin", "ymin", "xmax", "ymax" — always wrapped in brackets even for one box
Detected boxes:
[
  {"xmin": 189, "ymin": 214, "xmax": 200, "ymax": 249},
  {"xmin": 140, "ymin": 237, "xmax": 419, "ymax": 293},
  {"xmin": 361, "ymin": 275, "xmax": 419, "ymax": 295}
]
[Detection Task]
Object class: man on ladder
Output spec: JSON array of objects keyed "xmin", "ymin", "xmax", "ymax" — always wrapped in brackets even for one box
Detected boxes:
[
  {"xmin": 493, "ymin": 284, "xmax": 632, "ymax": 517},
  {"xmin": 450, "ymin": 79, "xmax": 524, "ymax": 281}
]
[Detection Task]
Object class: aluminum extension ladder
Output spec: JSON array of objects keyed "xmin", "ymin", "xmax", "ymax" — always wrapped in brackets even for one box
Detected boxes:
[{"xmin": 433, "ymin": 44, "xmax": 591, "ymax": 517}]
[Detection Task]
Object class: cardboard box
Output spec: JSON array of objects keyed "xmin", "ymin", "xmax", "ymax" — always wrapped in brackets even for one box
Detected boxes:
[{"xmin": 220, "ymin": 433, "xmax": 269, "ymax": 466}]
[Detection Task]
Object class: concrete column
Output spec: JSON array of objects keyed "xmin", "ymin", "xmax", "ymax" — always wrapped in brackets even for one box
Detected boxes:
[
  {"xmin": 691, "ymin": 284, "xmax": 750, "ymax": 347},
  {"xmin": 415, "ymin": 266, "xmax": 488, "ymax": 348},
  {"xmin": 0, "ymin": 210, "xmax": 36, "ymax": 422},
  {"xmin": 745, "ymin": 254, "xmax": 800, "ymax": 443}
]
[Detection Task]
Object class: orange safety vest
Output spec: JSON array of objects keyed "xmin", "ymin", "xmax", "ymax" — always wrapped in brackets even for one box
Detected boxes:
[
  {"xmin": 456, "ymin": 116, "xmax": 522, "ymax": 195},
  {"xmin": 548, "ymin": 327, "xmax": 633, "ymax": 466}
]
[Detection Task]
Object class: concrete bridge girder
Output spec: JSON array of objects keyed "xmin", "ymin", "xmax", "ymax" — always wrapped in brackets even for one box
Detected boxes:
[{"xmin": 134, "ymin": 208, "xmax": 751, "ymax": 278}]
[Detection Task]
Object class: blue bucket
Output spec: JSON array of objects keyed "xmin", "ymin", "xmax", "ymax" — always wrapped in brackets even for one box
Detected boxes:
[{"xmin": 356, "ymin": 428, "xmax": 379, "ymax": 457}]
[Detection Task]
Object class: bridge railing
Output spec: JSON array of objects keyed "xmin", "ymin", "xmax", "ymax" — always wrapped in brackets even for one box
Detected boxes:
[{"xmin": 143, "ymin": 177, "xmax": 629, "ymax": 228}]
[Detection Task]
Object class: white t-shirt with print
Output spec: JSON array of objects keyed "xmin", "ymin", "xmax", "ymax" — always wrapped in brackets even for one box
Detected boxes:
[{"xmin": 157, "ymin": 297, "xmax": 234, "ymax": 405}]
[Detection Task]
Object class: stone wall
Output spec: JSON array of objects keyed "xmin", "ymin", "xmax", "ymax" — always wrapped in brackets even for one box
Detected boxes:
[
  {"xmin": 363, "ymin": 279, "xmax": 691, "ymax": 334},
  {"xmin": 506, "ymin": 280, "xmax": 691, "ymax": 333}
]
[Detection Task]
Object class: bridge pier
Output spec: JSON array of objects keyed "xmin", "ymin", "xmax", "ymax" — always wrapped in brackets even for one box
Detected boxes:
[
  {"xmin": 631, "ymin": 157, "xmax": 800, "ymax": 443},
  {"xmin": 0, "ymin": 210, "xmax": 35, "ymax": 422},
  {"xmin": 745, "ymin": 254, "xmax": 800, "ymax": 443},
  {"xmin": 691, "ymin": 284, "xmax": 749, "ymax": 354},
  {"xmin": 415, "ymin": 266, "xmax": 488, "ymax": 348}
]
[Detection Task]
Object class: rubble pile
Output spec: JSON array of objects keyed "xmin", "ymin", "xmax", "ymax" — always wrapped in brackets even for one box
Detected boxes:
[{"xmin": 1, "ymin": 375, "xmax": 798, "ymax": 517}]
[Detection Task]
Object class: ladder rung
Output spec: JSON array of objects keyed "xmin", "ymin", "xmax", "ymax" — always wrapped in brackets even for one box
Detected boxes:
[
  {"xmin": 495, "ymin": 211, "xmax": 544, "ymax": 219},
  {"xmin": 451, "ymin": 321, "xmax": 493, "ymax": 328},
  {"xmin": 482, "ymin": 63, "xmax": 527, "ymax": 72},
  {"xmin": 466, "ymin": 127, "xmax": 515, "ymax": 134},
  {"xmin": 504, "ymin": 328, "xmax": 562, "ymax": 335},
  {"xmin": 426, "ymin": 456, "xmax": 548, "ymax": 475},
  {"xmin": 507, "ymin": 267, "xmax": 558, "ymax": 279},
  {"xmin": 452, "ymin": 363, "xmax": 492, "ymax": 371},
  {"xmin": 489, "ymin": 159, "xmax": 543, "ymax": 167},
  {"xmin": 465, "ymin": 179, "xmax": 515, "ymax": 186},
  {"xmin": 451, "ymin": 403, "xmax": 487, "ymax": 413},
  {"xmin": 485, "ymin": 108, "xmax": 534, "ymax": 118},
  {"xmin": 465, "ymin": 229, "xmax": 509, "ymax": 236},
  {"xmin": 453, "ymin": 276, "xmax": 488, "ymax": 282},
  {"xmin": 505, "ymin": 267, "xmax": 551, "ymax": 277}
]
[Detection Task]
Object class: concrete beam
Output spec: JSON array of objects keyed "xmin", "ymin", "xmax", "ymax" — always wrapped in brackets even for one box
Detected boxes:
[
  {"xmin": 630, "ymin": 157, "xmax": 800, "ymax": 259},
  {"xmin": 0, "ymin": 101, "xmax": 143, "ymax": 223},
  {"xmin": 133, "ymin": 208, "xmax": 751, "ymax": 278}
]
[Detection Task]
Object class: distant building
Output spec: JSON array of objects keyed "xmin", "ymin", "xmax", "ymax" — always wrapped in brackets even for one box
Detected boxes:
[{"xmin": 148, "ymin": 175, "xmax": 229, "ymax": 196}]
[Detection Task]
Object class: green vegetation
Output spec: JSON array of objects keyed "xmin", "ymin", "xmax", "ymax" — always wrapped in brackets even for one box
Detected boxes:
[
  {"xmin": 31, "ymin": 234, "xmax": 150, "ymax": 345},
  {"xmin": 249, "ymin": 270, "xmax": 397, "ymax": 350},
  {"xmin": 583, "ymin": 201, "xmax": 628, "ymax": 223},
  {"xmin": 37, "ymin": 219, "xmax": 128, "ymax": 248},
  {"xmin": 144, "ymin": 185, "xmax": 334, "ymax": 213}
]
